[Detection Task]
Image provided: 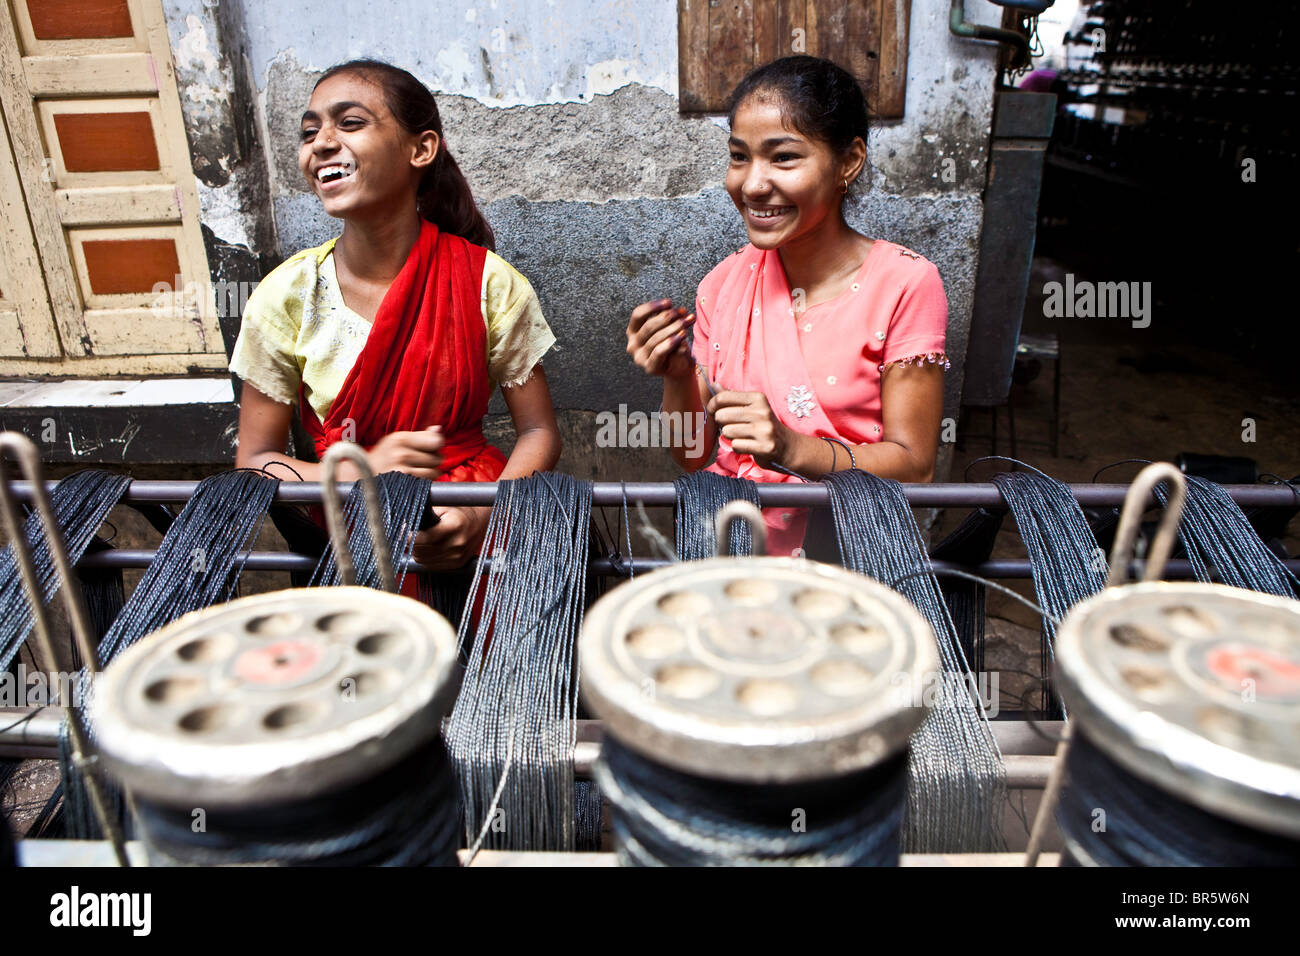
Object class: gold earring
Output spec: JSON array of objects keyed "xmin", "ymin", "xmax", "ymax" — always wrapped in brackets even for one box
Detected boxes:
[{"xmin": 843, "ymin": 178, "xmax": 849, "ymax": 193}]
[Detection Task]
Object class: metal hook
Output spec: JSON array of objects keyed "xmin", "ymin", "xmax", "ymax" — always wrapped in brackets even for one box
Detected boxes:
[
  {"xmin": 0, "ymin": 431, "xmax": 130, "ymax": 866},
  {"xmin": 320, "ymin": 442, "xmax": 396, "ymax": 592},
  {"xmin": 714, "ymin": 500, "xmax": 767, "ymax": 557},
  {"xmin": 1106, "ymin": 461, "xmax": 1187, "ymax": 587}
]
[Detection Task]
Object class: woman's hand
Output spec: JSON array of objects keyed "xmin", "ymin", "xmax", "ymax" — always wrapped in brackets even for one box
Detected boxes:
[
  {"xmin": 358, "ymin": 426, "xmax": 444, "ymax": 479},
  {"xmin": 412, "ymin": 505, "xmax": 490, "ymax": 570},
  {"xmin": 707, "ymin": 390, "xmax": 792, "ymax": 469},
  {"xmin": 627, "ymin": 298, "xmax": 695, "ymax": 379}
]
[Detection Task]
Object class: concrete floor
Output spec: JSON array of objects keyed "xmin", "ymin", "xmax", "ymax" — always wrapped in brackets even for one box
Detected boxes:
[{"xmin": 1, "ymin": 759, "xmax": 59, "ymax": 836}]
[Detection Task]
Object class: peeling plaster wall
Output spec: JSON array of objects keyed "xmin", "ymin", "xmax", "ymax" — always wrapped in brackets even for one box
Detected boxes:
[
  {"xmin": 165, "ymin": 0, "xmax": 1001, "ymax": 479},
  {"xmin": 165, "ymin": 1, "xmax": 277, "ymax": 256},
  {"xmin": 164, "ymin": 0, "xmax": 281, "ymax": 360},
  {"xmin": 240, "ymin": 0, "xmax": 680, "ymax": 106}
]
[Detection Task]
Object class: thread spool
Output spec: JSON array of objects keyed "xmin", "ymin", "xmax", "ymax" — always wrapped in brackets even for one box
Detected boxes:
[
  {"xmin": 91, "ymin": 586, "xmax": 461, "ymax": 866},
  {"xmin": 1053, "ymin": 582, "xmax": 1300, "ymax": 865},
  {"xmin": 581, "ymin": 503, "xmax": 938, "ymax": 866}
]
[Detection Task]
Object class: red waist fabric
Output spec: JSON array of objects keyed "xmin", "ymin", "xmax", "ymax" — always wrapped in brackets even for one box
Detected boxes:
[{"xmin": 439, "ymin": 444, "xmax": 507, "ymax": 483}]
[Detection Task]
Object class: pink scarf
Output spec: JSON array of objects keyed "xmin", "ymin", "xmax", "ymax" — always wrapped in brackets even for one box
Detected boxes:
[{"xmin": 695, "ymin": 245, "xmax": 856, "ymax": 556}]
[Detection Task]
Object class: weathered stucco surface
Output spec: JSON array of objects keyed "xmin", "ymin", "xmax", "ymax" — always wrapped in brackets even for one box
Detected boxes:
[
  {"xmin": 165, "ymin": 0, "xmax": 1002, "ymax": 475},
  {"xmin": 266, "ymin": 64, "xmax": 731, "ymax": 208},
  {"xmin": 238, "ymin": 0, "xmax": 681, "ymax": 107},
  {"xmin": 165, "ymin": 1, "xmax": 277, "ymax": 261}
]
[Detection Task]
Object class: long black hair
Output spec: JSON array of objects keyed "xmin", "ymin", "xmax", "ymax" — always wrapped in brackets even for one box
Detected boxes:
[
  {"xmin": 727, "ymin": 56, "xmax": 871, "ymax": 188},
  {"xmin": 315, "ymin": 59, "xmax": 496, "ymax": 250}
]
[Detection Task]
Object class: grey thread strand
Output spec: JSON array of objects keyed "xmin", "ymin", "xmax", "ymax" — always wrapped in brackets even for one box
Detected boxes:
[
  {"xmin": 60, "ymin": 471, "xmax": 280, "ymax": 838},
  {"xmin": 673, "ymin": 471, "xmax": 763, "ymax": 559},
  {"xmin": 1153, "ymin": 474, "xmax": 1298, "ymax": 596},
  {"xmin": 823, "ymin": 469, "xmax": 1007, "ymax": 854},
  {"xmin": 989, "ymin": 470, "xmax": 1106, "ymax": 715},
  {"xmin": 310, "ymin": 471, "xmax": 429, "ymax": 591},
  {"xmin": 0, "ymin": 471, "xmax": 131, "ymax": 673},
  {"xmin": 446, "ymin": 473, "xmax": 594, "ymax": 852}
]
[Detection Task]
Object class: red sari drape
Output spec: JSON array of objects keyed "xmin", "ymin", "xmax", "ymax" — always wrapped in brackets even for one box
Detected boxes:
[{"xmin": 300, "ymin": 219, "xmax": 507, "ymax": 483}]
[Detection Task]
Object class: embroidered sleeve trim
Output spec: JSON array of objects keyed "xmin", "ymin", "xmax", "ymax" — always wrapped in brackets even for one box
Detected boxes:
[{"xmin": 881, "ymin": 351, "xmax": 951, "ymax": 372}]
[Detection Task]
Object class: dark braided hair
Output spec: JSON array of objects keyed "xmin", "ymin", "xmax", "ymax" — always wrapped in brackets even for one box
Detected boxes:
[
  {"xmin": 727, "ymin": 56, "xmax": 871, "ymax": 191},
  {"xmin": 316, "ymin": 59, "xmax": 495, "ymax": 251}
]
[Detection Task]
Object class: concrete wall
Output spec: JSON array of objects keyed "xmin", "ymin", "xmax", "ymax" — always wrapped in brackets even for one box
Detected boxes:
[{"xmin": 164, "ymin": 0, "xmax": 1002, "ymax": 479}]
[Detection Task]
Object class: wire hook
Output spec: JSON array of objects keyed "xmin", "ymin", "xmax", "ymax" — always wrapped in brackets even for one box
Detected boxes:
[
  {"xmin": 714, "ymin": 499, "xmax": 766, "ymax": 557},
  {"xmin": 320, "ymin": 442, "xmax": 396, "ymax": 593},
  {"xmin": 1106, "ymin": 462, "xmax": 1187, "ymax": 587}
]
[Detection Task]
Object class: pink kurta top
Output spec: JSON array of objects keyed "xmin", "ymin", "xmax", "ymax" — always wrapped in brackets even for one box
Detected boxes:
[{"xmin": 691, "ymin": 239, "xmax": 949, "ymax": 556}]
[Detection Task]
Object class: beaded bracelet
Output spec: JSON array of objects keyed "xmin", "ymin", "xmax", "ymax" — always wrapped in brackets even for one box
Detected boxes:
[{"xmin": 824, "ymin": 436, "xmax": 857, "ymax": 471}]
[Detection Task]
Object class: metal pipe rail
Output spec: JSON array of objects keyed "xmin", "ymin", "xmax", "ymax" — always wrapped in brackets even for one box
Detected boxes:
[
  {"xmin": 8, "ymin": 477, "xmax": 1292, "ymax": 577},
  {"xmin": 67, "ymin": 549, "xmax": 1300, "ymax": 580},
  {"xmin": 7, "ymin": 479, "xmax": 1299, "ymax": 509}
]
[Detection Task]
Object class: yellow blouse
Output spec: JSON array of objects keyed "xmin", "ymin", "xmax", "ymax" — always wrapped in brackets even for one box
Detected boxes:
[{"xmin": 229, "ymin": 237, "xmax": 556, "ymax": 422}]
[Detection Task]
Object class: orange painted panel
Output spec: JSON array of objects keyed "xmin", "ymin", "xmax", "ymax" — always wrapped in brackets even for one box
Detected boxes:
[
  {"xmin": 55, "ymin": 112, "xmax": 160, "ymax": 172},
  {"xmin": 27, "ymin": 0, "xmax": 134, "ymax": 40},
  {"xmin": 83, "ymin": 239, "xmax": 180, "ymax": 295}
]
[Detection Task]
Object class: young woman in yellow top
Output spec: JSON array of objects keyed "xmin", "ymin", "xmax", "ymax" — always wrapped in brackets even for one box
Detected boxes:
[{"xmin": 230, "ymin": 60, "xmax": 561, "ymax": 569}]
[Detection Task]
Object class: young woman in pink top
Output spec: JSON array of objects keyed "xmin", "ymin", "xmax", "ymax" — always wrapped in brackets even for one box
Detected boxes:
[{"xmin": 626, "ymin": 56, "xmax": 949, "ymax": 557}]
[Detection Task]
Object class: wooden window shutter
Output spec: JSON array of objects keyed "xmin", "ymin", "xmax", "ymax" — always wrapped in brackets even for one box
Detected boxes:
[
  {"xmin": 678, "ymin": 0, "xmax": 911, "ymax": 119},
  {"xmin": 0, "ymin": 0, "xmax": 225, "ymax": 373}
]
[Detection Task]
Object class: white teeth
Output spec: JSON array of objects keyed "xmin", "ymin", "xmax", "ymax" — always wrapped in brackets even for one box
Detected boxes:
[
  {"xmin": 749, "ymin": 206, "xmax": 791, "ymax": 219},
  {"xmin": 317, "ymin": 163, "xmax": 354, "ymax": 184}
]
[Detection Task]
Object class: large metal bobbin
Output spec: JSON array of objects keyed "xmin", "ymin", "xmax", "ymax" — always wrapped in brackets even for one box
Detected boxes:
[
  {"xmin": 91, "ymin": 586, "xmax": 460, "ymax": 809},
  {"xmin": 580, "ymin": 503, "xmax": 939, "ymax": 783},
  {"xmin": 1054, "ymin": 582, "xmax": 1300, "ymax": 839}
]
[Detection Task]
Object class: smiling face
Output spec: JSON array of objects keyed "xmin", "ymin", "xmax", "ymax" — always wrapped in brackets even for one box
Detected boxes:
[
  {"xmin": 298, "ymin": 72, "xmax": 437, "ymax": 220},
  {"xmin": 724, "ymin": 94, "xmax": 863, "ymax": 252}
]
